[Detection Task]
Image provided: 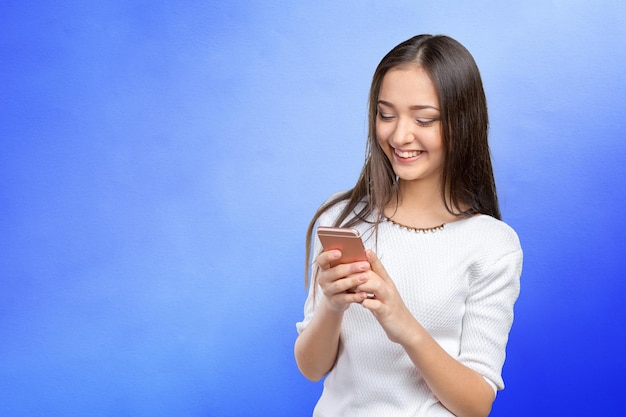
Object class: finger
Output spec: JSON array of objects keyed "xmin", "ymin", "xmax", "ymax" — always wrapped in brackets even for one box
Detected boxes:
[
  {"xmin": 323, "ymin": 258, "xmax": 371, "ymax": 280},
  {"xmin": 329, "ymin": 267, "xmax": 370, "ymax": 293},
  {"xmin": 316, "ymin": 250, "xmax": 342, "ymax": 270},
  {"xmin": 353, "ymin": 272, "xmax": 381, "ymax": 299},
  {"xmin": 360, "ymin": 297, "xmax": 383, "ymax": 311},
  {"xmin": 334, "ymin": 291, "xmax": 368, "ymax": 305},
  {"xmin": 365, "ymin": 250, "xmax": 392, "ymax": 282},
  {"xmin": 319, "ymin": 263, "xmax": 370, "ymax": 292}
]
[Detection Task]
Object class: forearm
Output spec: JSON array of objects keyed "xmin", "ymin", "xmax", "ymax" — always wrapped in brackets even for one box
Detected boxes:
[
  {"xmin": 294, "ymin": 299, "xmax": 344, "ymax": 381},
  {"xmin": 401, "ymin": 322, "xmax": 495, "ymax": 417}
]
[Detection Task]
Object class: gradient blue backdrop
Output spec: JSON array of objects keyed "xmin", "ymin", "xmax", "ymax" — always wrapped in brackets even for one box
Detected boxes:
[{"xmin": 2, "ymin": 1, "xmax": 625, "ymax": 416}]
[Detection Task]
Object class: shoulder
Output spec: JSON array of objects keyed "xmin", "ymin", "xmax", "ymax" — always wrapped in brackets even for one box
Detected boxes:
[
  {"xmin": 457, "ymin": 215, "xmax": 519, "ymax": 244},
  {"xmin": 317, "ymin": 191, "xmax": 348, "ymax": 225},
  {"xmin": 317, "ymin": 190, "xmax": 370, "ymax": 226},
  {"xmin": 457, "ymin": 216, "xmax": 523, "ymax": 285},
  {"xmin": 448, "ymin": 215, "xmax": 522, "ymax": 261},
  {"xmin": 471, "ymin": 215, "xmax": 520, "ymax": 247}
]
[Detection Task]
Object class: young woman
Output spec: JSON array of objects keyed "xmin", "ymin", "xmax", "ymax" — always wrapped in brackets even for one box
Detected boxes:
[{"xmin": 294, "ymin": 35, "xmax": 522, "ymax": 417}]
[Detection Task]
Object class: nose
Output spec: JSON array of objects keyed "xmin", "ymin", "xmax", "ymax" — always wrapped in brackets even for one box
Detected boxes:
[{"xmin": 391, "ymin": 116, "xmax": 415, "ymax": 146}]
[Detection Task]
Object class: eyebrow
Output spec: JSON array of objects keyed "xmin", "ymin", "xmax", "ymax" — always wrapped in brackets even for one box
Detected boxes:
[{"xmin": 377, "ymin": 100, "xmax": 440, "ymax": 111}]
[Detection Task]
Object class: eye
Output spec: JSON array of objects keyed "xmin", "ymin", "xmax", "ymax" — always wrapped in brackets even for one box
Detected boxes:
[
  {"xmin": 378, "ymin": 112, "xmax": 395, "ymax": 121},
  {"xmin": 416, "ymin": 118, "xmax": 439, "ymax": 127}
]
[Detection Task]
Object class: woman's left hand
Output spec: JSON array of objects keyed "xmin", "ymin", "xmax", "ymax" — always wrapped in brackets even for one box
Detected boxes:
[{"xmin": 356, "ymin": 250, "xmax": 418, "ymax": 345}]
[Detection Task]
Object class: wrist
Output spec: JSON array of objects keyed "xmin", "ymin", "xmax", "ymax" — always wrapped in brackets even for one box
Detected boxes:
[{"xmin": 396, "ymin": 316, "xmax": 427, "ymax": 348}]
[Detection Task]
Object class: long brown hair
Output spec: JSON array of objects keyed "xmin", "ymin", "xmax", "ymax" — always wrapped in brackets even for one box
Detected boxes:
[{"xmin": 304, "ymin": 34, "xmax": 500, "ymax": 285}]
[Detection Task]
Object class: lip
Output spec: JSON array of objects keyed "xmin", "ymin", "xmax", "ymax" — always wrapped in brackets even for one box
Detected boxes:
[{"xmin": 393, "ymin": 147, "xmax": 424, "ymax": 162}]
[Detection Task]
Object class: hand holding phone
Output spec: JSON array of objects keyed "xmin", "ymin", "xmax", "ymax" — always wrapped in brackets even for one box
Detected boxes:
[{"xmin": 316, "ymin": 226, "xmax": 367, "ymax": 267}]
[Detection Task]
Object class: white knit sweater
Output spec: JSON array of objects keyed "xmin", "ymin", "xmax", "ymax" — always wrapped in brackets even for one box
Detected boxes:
[{"xmin": 296, "ymin": 199, "xmax": 522, "ymax": 417}]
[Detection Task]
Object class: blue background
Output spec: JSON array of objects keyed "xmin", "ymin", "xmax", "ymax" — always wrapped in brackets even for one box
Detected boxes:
[{"xmin": 2, "ymin": 1, "xmax": 625, "ymax": 416}]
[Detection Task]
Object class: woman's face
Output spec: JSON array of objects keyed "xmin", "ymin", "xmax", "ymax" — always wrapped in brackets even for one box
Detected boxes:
[{"xmin": 375, "ymin": 65, "xmax": 444, "ymax": 187}]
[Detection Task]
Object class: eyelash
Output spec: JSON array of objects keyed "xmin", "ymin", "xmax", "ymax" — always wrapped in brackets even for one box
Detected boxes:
[
  {"xmin": 417, "ymin": 119, "xmax": 438, "ymax": 127},
  {"xmin": 378, "ymin": 113, "xmax": 438, "ymax": 127}
]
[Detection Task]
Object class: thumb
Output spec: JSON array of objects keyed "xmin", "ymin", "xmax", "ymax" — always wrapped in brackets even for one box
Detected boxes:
[{"xmin": 366, "ymin": 250, "xmax": 391, "ymax": 282}]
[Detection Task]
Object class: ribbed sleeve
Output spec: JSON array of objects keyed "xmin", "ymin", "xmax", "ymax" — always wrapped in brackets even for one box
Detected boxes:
[{"xmin": 459, "ymin": 246, "xmax": 522, "ymax": 390}]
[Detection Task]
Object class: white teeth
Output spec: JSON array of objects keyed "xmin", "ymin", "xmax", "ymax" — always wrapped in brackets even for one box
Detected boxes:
[{"xmin": 395, "ymin": 149, "xmax": 422, "ymax": 158}]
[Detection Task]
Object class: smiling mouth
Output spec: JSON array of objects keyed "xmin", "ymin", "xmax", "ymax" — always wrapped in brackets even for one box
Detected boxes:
[{"xmin": 394, "ymin": 149, "xmax": 423, "ymax": 158}]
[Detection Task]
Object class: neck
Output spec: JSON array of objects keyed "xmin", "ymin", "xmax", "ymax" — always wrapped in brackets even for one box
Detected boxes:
[
  {"xmin": 385, "ymin": 179, "xmax": 457, "ymax": 228},
  {"xmin": 397, "ymin": 178, "xmax": 442, "ymax": 209}
]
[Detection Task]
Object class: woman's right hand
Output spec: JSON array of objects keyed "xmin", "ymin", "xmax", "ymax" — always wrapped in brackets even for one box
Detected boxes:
[{"xmin": 316, "ymin": 250, "xmax": 372, "ymax": 312}]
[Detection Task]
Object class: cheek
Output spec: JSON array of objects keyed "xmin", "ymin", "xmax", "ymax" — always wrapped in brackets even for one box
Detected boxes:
[
  {"xmin": 425, "ymin": 129, "xmax": 444, "ymax": 152},
  {"xmin": 375, "ymin": 123, "xmax": 391, "ymax": 145}
]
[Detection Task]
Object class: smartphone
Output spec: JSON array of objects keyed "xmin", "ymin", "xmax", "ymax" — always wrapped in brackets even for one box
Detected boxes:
[{"xmin": 316, "ymin": 226, "xmax": 367, "ymax": 267}]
